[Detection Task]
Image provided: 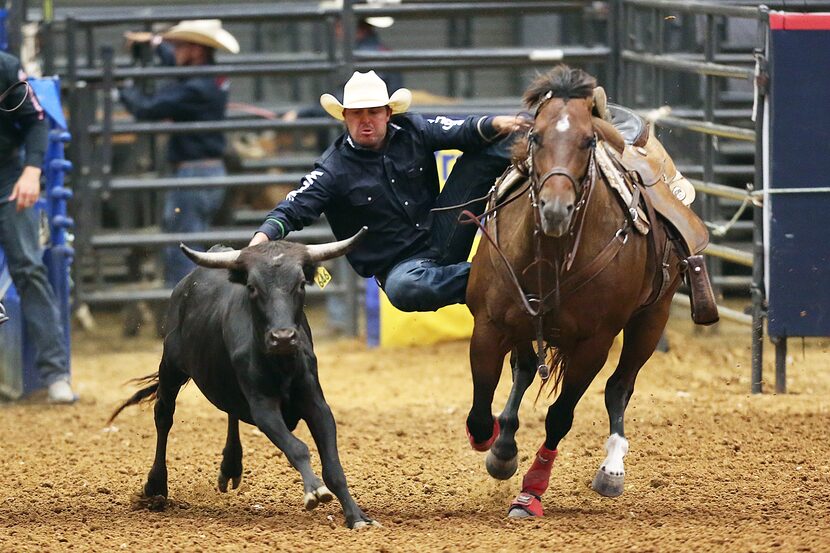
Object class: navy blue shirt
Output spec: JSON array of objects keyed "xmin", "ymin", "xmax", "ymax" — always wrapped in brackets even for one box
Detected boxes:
[
  {"xmin": 119, "ymin": 44, "xmax": 229, "ymax": 163},
  {"xmin": 0, "ymin": 51, "xmax": 47, "ymax": 198},
  {"xmin": 257, "ymin": 113, "xmax": 500, "ymax": 277}
]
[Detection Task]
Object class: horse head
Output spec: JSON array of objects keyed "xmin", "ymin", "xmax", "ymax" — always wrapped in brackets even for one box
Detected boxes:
[{"xmin": 517, "ymin": 65, "xmax": 602, "ymax": 238}]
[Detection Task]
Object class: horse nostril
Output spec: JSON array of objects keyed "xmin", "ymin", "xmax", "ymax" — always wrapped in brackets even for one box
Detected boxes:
[{"xmin": 566, "ymin": 203, "xmax": 575, "ymax": 214}]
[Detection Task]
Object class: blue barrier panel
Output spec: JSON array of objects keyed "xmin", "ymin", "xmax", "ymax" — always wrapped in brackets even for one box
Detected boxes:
[
  {"xmin": 0, "ymin": 77, "xmax": 73, "ymax": 399},
  {"xmin": 766, "ymin": 12, "xmax": 830, "ymax": 339}
]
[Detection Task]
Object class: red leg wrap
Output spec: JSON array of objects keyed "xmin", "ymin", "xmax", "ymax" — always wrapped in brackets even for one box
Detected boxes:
[
  {"xmin": 466, "ymin": 418, "xmax": 500, "ymax": 452},
  {"xmin": 521, "ymin": 444, "xmax": 558, "ymax": 497},
  {"xmin": 509, "ymin": 492, "xmax": 544, "ymax": 517}
]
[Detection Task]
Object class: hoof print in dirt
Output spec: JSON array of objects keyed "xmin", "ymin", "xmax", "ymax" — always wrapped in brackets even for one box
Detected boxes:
[{"xmin": 131, "ymin": 493, "xmax": 168, "ymax": 512}]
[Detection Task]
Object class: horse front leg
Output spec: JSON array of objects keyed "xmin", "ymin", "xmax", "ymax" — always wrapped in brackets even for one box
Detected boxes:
[
  {"xmin": 466, "ymin": 320, "xmax": 510, "ymax": 450},
  {"xmin": 594, "ymin": 297, "xmax": 673, "ymax": 497},
  {"xmin": 486, "ymin": 342, "xmax": 536, "ymax": 480},
  {"xmin": 509, "ymin": 332, "xmax": 616, "ymax": 518}
]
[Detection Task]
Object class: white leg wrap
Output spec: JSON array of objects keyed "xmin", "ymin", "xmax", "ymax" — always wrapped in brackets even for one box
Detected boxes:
[
  {"xmin": 600, "ymin": 433, "xmax": 629, "ymax": 477},
  {"xmin": 591, "ymin": 433, "xmax": 629, "ymax": 498}
]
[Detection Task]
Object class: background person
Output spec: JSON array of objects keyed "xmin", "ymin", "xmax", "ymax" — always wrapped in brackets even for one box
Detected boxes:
[
  {"xmin": 117, "ymin": 19, "xmax": 239, "ymax": 287},
  {"xmin": 0, "ymin": 51, "xmax": 75, "ymax": 402},
  {"xmin": 250, "ymin": 70, "xmax": 527, "ymax": 312}
]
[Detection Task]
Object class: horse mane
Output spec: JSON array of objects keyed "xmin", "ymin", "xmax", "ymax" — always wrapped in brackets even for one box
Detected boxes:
[{"xmin": 511, "ymin": 65, "xmax": 599, "ymax": 170}]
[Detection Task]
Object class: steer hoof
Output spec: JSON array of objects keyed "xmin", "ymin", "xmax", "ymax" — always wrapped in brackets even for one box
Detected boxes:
[
  {"xmin": 304, "ymin": 486, "xmax": 333, "ymax": 510},
  {"xmin": 351, "ymin": 519, "xmax": 381, "ymax": 530},
  {"xmin": 591, "ymin": 467, "xmax": 625, "ymax": 497},
  {"xmin": 217, "ymin": 471, "xmax": 242, "ymax": 493},
  {"xmin": 485, "ymin": 450, "xmax": 518, "ymax": 480}
]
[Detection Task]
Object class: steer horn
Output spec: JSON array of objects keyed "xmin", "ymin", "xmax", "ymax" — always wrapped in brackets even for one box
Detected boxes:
[
  {"xmin": 306, "ymin": 226, "xmax": 368, "ymax": 262},
  {"xmin": 180, "ymin": 244, "xmax": 242, "ymax": 268}
]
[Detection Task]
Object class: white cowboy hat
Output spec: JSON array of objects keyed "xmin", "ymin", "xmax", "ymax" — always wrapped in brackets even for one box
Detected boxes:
[
  {"xmin": 162, "ymin": 19, "xmax": 240, "ymax": 54},
  {"xmin": 320, "ymin": 0, "xmax": 400, "ymax": 29},
  {"xmin": 320, "ymin": 70, "xmax": 412, "ymax": 120}
]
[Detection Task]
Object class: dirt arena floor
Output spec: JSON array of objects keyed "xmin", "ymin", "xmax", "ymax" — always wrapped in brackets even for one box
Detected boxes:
[{"xmin": 1, "ymin": 305, "xmax": 829, "ymax": 552}]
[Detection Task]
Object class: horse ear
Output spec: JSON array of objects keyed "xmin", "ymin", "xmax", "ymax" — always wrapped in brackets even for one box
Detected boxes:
[{"xmin": 592, "ymin": 117, "xmax": 625, "ymax": 154}]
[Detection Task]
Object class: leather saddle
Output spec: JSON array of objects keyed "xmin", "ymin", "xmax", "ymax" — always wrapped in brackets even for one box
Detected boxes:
[{"xmin": 603, "ymin": 104, "xmax": 708, "ymax": 256}]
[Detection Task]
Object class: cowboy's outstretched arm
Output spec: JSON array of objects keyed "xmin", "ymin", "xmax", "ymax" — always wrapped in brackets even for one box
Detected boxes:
[{"xmin": 252, "ymin": 165, "xmax": 335, "ymax": 245}]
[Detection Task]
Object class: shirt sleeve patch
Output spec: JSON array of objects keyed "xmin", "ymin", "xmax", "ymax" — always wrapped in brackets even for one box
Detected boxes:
[{"xmin": 286, "ymin": 170, "xmax": 325, "ymax": 201}]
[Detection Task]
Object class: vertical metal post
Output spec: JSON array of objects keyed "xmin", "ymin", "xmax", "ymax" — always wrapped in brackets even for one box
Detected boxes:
[
  {"xmin": 773, "ymin": 337, "xmax": 786, "ymax": 394},
  {"xmin": 607, "ymin": 0, "xmax": 622, "ymax": 101},
  {"xmin": 99, "ymin": 46, "xmax": 114, "ymax": 202},
  {"xmin": 751, "ymin": 6, "xmax": 769, "ymax": 394},
  {"xmin": 254, "ymin": 21, "xmax": 264, "ymax": 102},
  {"xmin": 341, "ymin": 0, "xmax": 356, "ymax": 81},
  {"xmin": 41, "ymin": 21, "xmax": 54, "ymax": 76},
  {"xmin": 654, "ymin": 7, "xmax": 665, "ymax": 107},
  {"xmin": 703, "ymin": 14, "xmax": 722, "ymax": 299},
  {"xmin": 6, "ymin": 0, "xmax": 26, "ymax": 57}
]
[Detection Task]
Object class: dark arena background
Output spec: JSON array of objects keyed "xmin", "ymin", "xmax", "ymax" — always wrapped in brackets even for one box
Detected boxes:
[{"xmin": 1, "ymin": 1, "xmax": 829, "ymax": 551}]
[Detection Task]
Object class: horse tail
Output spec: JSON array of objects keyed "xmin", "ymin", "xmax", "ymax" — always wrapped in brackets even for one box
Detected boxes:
[
  {"xmin": 534, "ymin": 348, "xmax": 568, "ymax": 404},
  {"xmin": 107, "ymin": 372, "xmax": 160, "ymax": 425}
]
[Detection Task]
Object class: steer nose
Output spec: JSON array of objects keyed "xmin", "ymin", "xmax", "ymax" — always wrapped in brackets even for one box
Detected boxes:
[
  {"xmin": 539, "ymin": 197, "xmax": 575, "ymax": 237},
  {"xmin": 267, "ymin": 328, "xmax": 298, "ymax": 353}
]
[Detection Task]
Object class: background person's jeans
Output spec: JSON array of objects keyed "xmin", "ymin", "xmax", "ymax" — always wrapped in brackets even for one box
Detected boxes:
[
  {"xmin": 0, "ymin": 197, "xmax": 70, "ymax": 385},
  {"xmin": 382, "ymin": 140, "xmax": 511, "ymax": 312},
  {"xmin": 163, "ymin": 161, "xmax": 227, "ymax": 286}
]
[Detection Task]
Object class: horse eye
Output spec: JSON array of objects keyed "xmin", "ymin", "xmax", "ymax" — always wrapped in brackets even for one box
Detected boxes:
[{"xmin": 531, "ymin": 133, "xmax": 542, "ymax": 146}]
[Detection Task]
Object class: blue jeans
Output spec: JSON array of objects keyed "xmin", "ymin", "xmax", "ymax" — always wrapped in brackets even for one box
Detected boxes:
[
  {"xmin": 162, "ymin": 161, "xmax": 226, "ymax": 286},
  {"xmin": 0, "ymin": 170, "xmax": 70, "ymax": 385},
  {"xmin": 382, "ymin": 141, "xmax": 511, "ymax": 312}
]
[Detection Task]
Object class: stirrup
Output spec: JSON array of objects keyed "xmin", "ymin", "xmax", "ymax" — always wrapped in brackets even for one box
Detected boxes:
[{"xmin": 685, "ymin": 255, "xmax": 719, "ymax": 325}]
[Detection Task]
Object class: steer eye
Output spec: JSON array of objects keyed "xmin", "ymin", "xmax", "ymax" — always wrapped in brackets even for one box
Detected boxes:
[{"xmin": 246, "ymin": 284, "xmax": 258, "ymax": 298}]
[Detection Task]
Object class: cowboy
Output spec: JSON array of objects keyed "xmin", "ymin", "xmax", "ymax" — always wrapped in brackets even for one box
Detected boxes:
[
  {"xmin": 118, "ymin": 19, "xmax": 239, "ymax": 286},
  {"xmin": 0, "ymin": 50, "xmax": 75, "ymax": 401},
  {"xmin": 250, "ymin": 70, "xmax": 527, "ymax": 312}
]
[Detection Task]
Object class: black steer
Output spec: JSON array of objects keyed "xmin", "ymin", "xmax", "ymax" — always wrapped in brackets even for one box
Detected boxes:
[{"xmin": 110, "ymin": 228, "xmax": 375, "ymax": 529}]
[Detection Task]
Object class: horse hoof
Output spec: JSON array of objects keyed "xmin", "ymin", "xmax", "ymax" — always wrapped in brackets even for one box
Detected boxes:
[
  {"xmin": 508, "ymin": 507, "xmax": 535, "ymax": 518},
  {"xmin": 466, "ymin": 419, "xmax": 501, "ymax": 452},
  {"xmin": 315, "ymin": 485, "xmax": 334, "ymax": 503},
  {"xmin": 591, "ymin": 468, "xmax": 625, "ymax": 497},
  {"xmin": 508, "ymin": 491, "xmax": 543, "ymax": 518},
  {"xmin": 485, "ymin": 451, "xmax": 518, "ymax": 480}
]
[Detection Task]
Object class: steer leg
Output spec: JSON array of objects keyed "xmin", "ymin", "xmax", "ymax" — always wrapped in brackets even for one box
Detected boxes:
[
  {"xmin": 509, "ymin": 332, "xmax": 616, "ymax": 518},
  {"xmin": 217, "ymin": 415, "xmax": 243, "ymax": 492},
  {"xmin": 245, "ymin": 393, "xmax": 331, "ymax": 512},
  {"xmin": 303, "ymin": 379, "xmax": 376, "ymax": 529},
  {"xmin": 595, "ymin": 297, "xmax": 673, "ymax": 498},
  {"xmin": 144, "ymin": 357, "xmax": 189, "ymax": 500},
  {"xmin": 486, "ymin": 343, "xmax": 536, "ymax": 480}
]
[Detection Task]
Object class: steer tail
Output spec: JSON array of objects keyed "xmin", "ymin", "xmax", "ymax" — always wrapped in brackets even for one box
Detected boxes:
[{"xmin": 107, "ymin": 372, "xmax": 160, "ymax": 425}]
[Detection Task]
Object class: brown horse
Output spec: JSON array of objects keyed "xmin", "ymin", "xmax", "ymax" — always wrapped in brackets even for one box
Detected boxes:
[{"xmin": 464, "ymin": 65, "xmax": 688, "ymax": 518}]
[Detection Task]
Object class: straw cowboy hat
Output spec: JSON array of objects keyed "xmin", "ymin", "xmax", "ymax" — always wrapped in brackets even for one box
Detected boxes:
[
  {"xmin": 321, "ymin": 0, "xmax": 400, "ymax": 29},
  {"xmin": 320, "ymin": 70, "xmax": 412, "ymax": 120},
  {"xmin": 162, "ymin": 19, "xmax": 240, "ymax": 54}
]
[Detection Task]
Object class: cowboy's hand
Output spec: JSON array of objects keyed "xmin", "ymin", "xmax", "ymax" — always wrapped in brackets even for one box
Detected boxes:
[
  {"xmin": 248, "ymin": 232, "xmax": 270, "ymax": 247},
  {"xmin": 492, "ymin": 115, "xmax": 532, "ymax": 135},
  {"xmin": 9, "ymin": 166, "xmax": 42, "ymax": 211},
  {"xmin": 123, "ymin": 31, "xmax": 155, "ymax": 47}
]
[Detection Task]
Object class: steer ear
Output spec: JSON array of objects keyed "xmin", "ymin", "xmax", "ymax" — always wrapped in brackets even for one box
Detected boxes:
[{"xmin": 306, "ymin": 226, "xmax": 368, "ymax": 262}]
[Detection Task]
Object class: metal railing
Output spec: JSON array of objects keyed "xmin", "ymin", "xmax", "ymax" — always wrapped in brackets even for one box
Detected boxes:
[{"xmin": 57, "ymin": 0, "xmax": 606, "ymax": 336}]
